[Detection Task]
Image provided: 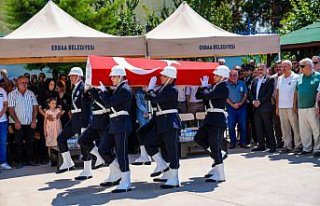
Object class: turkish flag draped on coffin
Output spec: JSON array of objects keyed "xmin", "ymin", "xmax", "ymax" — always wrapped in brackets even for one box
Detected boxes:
[{"xmin": 86, "ymin": 56, "xmax": 218, "ymax": 87}]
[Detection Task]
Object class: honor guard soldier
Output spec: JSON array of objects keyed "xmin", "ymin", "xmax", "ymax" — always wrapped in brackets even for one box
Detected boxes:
[
  {"xmin": 194, "ymin": 65, "xmax": 230, "ymax": 182},
  {"xmin": 132, "ymin": 91, "xmax": 166, "ymax": 166},
  {"xmin": 56, "ymin": 67, "xmax": 90, "ymax": 173},
  {"xmin": 98, "ymin": 65, "xmax": 133, "ymax": 193},
  {"xmin": 74, "ymin": 87, "xmax": 110, "ymax": 180},
  {"xmin": 136, "ymin": 98, "xmax": 170, "ymax": 177},
  {"xmin": 132, "ymin": 109, "xmax": 153, "ymax": 166},
  {"xmin": 145, "ymin": 66, "xmax": 181, "ymax": 189}
]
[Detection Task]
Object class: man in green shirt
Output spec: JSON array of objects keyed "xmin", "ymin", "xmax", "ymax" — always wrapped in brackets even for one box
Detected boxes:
[{"xmin": 296, "ymin": 58, "xmax": 320, "ymax": 157}]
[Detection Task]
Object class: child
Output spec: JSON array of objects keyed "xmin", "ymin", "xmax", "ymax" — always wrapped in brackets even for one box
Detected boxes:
[{"xmin": 44, "ymin": 98, "xmax": 62, "ymax": 156}]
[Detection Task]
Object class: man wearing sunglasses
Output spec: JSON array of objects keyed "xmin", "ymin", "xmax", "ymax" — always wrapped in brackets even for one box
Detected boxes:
[
  {"xmin": 296, "ymin": 58, "xmax": 320, "ymax": 157},
  {"xmin": 312, "ymin": 56, "xmax": 320, "ymax": 72}
]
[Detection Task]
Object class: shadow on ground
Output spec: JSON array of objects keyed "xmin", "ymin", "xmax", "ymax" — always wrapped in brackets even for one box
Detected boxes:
[
  {"xmin": 241, "ymin": 150, "xmax": 320, "ymax": 167},
  {"xmin": 268, "ymin": 153, "xmax": 320, "ymax": 167},
  {"xmin": 0, "ymin": 165, "xmax": 55, "ymax": 180},
  {"xmin": 51, "ymin": 177, "xmax": 221, "ymax": 206},
  {"xmin": 39, "ymin": 179, "xmax": 82, "ymax": 191}
]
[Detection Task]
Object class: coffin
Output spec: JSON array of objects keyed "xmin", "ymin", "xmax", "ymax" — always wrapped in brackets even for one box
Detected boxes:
[{"xmin": 86, "ymin": 56, "xmax": 218, "ymax": 87}]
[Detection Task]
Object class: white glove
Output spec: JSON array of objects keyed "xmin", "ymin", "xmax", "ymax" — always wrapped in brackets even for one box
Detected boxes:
[
  {"xmin": 200, "ymin": 76, "xmax": 209, "ymax": 87},
  {"xmin": 81, "ymin": 128, "xmax": 87, "ymax": 134},
  {"xmin": 148, "ymin": 76, "xmax": 157, "ymax": 91},
  {"xmin": 98, "ymin": 81, "xmax": 106, "ymax": 92}
]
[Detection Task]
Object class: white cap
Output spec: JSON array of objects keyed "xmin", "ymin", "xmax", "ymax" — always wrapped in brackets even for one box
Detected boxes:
[
  {"xmin": 68, "ymin": 67, "xmax": 83, "ymax": 77},
  {"xmin": 213, "ymin": 65, "xmax": 230, "ymax": 78},
  {"xmin": 160, "ymin": 65, "xmax": 177, "ymax": 79},
  {"xmin": 109, "ymin": 65, "xmax": 126, "ymax": 77},
  {"xmin": 0, "ymin": 69, "xmax": 8, "ymax": 75}
]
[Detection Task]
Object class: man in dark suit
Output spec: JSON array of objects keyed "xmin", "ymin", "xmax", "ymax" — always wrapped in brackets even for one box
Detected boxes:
[
  {"xmin": 242, "ymin": 64, "xmax": 257, "ymax": 145},
  {"xmin": 250, "ymin": 64, "xmax": 276, "ymax": 153}
]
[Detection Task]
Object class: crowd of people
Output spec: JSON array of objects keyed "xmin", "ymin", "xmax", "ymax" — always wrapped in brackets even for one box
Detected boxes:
[
  {"xmin": 0, "ymin": 55, "xmax": 319, "ymax": 192},
  {"xmin": 175, "ymin": 56, "xmax": 320, "ymax": 155},
  {"xmin": 223, "ymin": 56, "xmax": 320, "ymax": 156},
  {"xmin": 0, "ymin": 71, "xmax": 72, "ymax": 169}
]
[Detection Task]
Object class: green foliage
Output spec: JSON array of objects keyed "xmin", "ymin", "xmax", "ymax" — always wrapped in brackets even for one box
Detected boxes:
[
  {"xmin": 241, "ymin": 0, "xmax": 292, "ymax": 33},
  {"xmin": 211, "ymin": 1, "xmax": 234, "ymax": 32},
  {"xmin": 5, "ymin": 0, "xmax": 46, "ymax": 30},
  {"xmin": 241, "ymin": 55, "xmax": 254, "ymax": 64},
  {"xmin": 0, "ymin": 0, "xmax": 10, "ymax": 36},
  {"xmin": 143, "ymin": 0, "xmax": 173, "ymax": 32},
  {"xmin": 279, "ymin": 0, "xmax": 320, "ymax": 35},
  {"xmin": 116, "ymin": 0, "xmax": 143, "ymax": 35}
]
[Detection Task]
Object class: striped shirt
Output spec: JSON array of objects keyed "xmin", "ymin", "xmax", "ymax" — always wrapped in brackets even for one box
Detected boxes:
[{"xmin": 8, "ymin": 89, "xmax": 38, "ymax": 125}]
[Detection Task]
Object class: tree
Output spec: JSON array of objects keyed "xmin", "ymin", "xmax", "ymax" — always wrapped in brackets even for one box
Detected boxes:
[
  {"xmin": 116, "ymin": 0, "xmax": 143, "ymax": 35},
  {"xmin": 241, "ymin": 0, "xmax": 292, "ymax": 33},
  {"xmin": 143, "ymin": 0, "xmax": 173, "ymax": 32},
  {"xmin": 279, "ymin": 0, "xmax": 320, "ymax": 34}
]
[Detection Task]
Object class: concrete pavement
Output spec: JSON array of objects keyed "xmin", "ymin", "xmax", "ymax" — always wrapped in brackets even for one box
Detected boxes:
[{"xmin": 0, "ymin": 149, "xmax": 319, "ymax": 206}]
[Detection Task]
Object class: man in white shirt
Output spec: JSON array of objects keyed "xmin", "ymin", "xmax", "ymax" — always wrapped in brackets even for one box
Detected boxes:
[
  {"xmin": 8, "ymin": 76, "xmax": 38, "ymax": 168},
  {"xmin": 186, "ymin": 86, "xmax": 204, "ymax": 114},
  {"xmin": 276, "ymin": 60, "xmax": 301, "ymax": 153}
]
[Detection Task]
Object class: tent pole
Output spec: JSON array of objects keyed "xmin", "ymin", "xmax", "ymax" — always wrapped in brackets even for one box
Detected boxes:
[
  {"xmin": 278, "ymin": 52, "xmax": 281, "ymax": 60},
  {"xmin": 145, "ymin": 39, "xmax": 150, "ymax": 59}
]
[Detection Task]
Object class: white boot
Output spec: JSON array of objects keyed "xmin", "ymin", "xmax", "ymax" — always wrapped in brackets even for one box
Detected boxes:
[
  {"xmin": 112, "ymin": 171, "xmax": 132, "ymax": 193},
  {"xmin": 150, "ymin": 152, "xmax": 169, "ymax": 177},
  {"xmin": 75, "ymin": 160, "xmax": 93, "ymax": 180},
  {"xmin": 204, "ymin": 165, "xmax": 216, "ymax": 178},
  {"xmin": 90, "ymin": 146, "xmax": 105, "ymax": 168},
  {"xmin": 132, "ymin": 146, "xmax": 152, "ymax": 165},
  {"xmin": 57, "ymin": 151, "xmax": 75, "ymax": 173},
  {"xmin": 100, "ymin": 159, "xmax": 122, "ymax": 187},
  {"xmin": 221, "ymin": 150, "xmax": 228, "ymax": 160},
  {"xmin": 206, "ymin": 163, "xmax": 226, "ymax": 182},
  {"xmin": 153, "ymin": 169, "xmax": 171, "ymax": 182},
  {"xmin": 161, "ymin": 169, "xmax": 180, "ymax": 189}
]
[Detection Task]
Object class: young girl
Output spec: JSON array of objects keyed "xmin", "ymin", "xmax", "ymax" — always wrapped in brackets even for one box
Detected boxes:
[{"xmin": 44, "ymin": 98, "xmax": 62, "ymax": 154}]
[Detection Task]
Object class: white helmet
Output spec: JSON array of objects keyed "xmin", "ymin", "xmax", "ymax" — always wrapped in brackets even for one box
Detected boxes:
[
  {"xmin": 160, "ymin": 65, "xmax": 177, "ymax": 79},
  {"xmin": 109, "ymin": 65, "xmax": 126, "ymax": 77},
  {"xmin": 213, "ymin": 65, "xmax": 230, "ymax": 78},
  {"xmin": 68, "ymin": 67, "xmax": 83, "ymax": 77}
]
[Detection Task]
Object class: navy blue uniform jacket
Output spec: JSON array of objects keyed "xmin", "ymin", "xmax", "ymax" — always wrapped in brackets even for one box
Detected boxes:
[
  {"xmin": 146, "ymin": 83, "xmax": 181, "ymax": 134},
  {"xmin": 196, "ymin": 81, "xmax": 229, "ymax": 128},
  {"xmin": 103, "ymin": 81, "xmax": 132, "ymax": 134}
]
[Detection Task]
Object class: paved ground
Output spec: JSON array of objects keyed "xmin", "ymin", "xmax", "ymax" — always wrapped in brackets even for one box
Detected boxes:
[{"xmin": 0, "ymin": 149, "xmax": 320, "ymax": 206}]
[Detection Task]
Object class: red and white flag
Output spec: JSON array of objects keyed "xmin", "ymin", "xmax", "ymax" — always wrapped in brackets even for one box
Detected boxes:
[{"xmin": 86, "ymin": 56, "xmax": 218, "ymax": 86}]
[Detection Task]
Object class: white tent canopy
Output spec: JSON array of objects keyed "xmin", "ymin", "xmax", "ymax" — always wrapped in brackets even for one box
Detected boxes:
[
  {"xmin": 0, "ymin": 1, "xmax": 146, "ymax": 64},
  {"xmin": 146, "ymin": 1, "xmax": 280, "ymax": 58}
]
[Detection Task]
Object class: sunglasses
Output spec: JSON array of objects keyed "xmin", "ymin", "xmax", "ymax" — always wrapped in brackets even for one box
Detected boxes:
[
  {"xmin": 313, "ymin": 62, "xmax": 319, "ymax": 65},
  {"xmin": 299, "ymin": 65, "xmax": 308, "ymax": 68}
]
